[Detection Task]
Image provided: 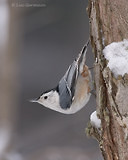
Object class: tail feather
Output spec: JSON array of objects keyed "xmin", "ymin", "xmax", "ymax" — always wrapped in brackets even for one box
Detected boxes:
[
  {"xmin": 81, "ymin": 39, "xmax": 90, "ymax": 56},
  {"xmin": 77, "ymin": 39, "xmax": 90, "ymax": 67}
]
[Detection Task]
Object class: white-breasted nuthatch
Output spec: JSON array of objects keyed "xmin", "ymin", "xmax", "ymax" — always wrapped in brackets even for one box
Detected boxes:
[{"xmin": 31, "ymin": 40, "xmax": 92, "ymax": 114}]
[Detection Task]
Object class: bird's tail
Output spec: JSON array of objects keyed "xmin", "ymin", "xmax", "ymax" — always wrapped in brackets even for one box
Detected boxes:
[{"xmin": 77, "ymin": 38, "xmax": 90, "ymax": 67}]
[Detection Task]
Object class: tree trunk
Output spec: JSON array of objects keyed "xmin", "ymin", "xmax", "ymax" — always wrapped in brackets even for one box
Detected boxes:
[{"xmin": 87, "ymin": 0, "xmax": 128, "ymax": 160}]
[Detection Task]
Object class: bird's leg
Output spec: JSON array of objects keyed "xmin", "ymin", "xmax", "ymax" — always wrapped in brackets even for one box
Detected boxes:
[
  {"xmin": 90, "ymin": 89, "xmax": 96, "ymax": 97},
  {"xmin": 89, "ymin": 66, "xmax": 94, "ymax": 70}
]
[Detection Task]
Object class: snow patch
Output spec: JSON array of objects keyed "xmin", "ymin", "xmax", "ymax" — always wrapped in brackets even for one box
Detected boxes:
[
  {"xmin": 90, "ymin": 111, "xmax": 101, "ymax": 129},
  {"xmin": 103, "ymin": 39, "xmax": 128, "ymax": 78}
]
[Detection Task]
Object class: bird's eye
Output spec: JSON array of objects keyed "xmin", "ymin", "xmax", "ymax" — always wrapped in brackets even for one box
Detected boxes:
[{"xmin": 44, "ymin": 96, "xmax": 48, "ymax": 99}]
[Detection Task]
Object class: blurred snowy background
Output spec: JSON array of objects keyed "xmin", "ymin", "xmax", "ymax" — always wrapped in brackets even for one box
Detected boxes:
[{"xmin": 0, "ymin": 0, "xmax": 102, "ymax": 160}]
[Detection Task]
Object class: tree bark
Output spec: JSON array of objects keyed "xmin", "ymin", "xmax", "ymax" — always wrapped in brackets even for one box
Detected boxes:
[{"xmin": 87, "ymin": 0, "xmax": 128, "ymax": 160}]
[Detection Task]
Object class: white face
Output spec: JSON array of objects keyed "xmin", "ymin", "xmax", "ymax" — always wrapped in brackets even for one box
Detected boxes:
[{"xmin": 37, "ymin": 90, "xmax": 60, "ymax": 110}]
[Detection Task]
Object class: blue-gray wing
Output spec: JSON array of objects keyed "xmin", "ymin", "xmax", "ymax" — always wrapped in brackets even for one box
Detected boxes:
[
  {"xmin": 58, "ymin": 40, "xmax": 89, "ymax": 109},
  {"xmin": 58, "ymin": 61, "xmax": 78, "ymax": 109}
]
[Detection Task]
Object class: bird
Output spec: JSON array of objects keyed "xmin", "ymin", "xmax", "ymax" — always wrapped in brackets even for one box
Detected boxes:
[{"xmin": 30, "ymin": 40, "xmax": 92, "ymax": 114}]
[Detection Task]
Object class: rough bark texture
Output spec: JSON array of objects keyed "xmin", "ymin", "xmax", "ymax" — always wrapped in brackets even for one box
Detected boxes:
[{"xmin": 87, "ymin": 0, "xmax": 128, "ymax": 160}]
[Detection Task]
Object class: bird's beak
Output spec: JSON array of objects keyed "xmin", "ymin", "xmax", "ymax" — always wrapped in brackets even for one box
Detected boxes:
[{"xmin": 29, "ymin": 97, "xmax": 40, "ymax": 103}]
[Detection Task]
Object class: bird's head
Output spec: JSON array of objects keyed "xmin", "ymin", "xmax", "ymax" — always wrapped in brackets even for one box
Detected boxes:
[{"xmin": 30, "ymin": 89, "xmax": 60, "ymax": 110}]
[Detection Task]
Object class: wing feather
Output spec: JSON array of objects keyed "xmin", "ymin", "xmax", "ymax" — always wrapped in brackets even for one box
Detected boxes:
[
  {"xmin": 58, "ymin": 61, "xmax": 78, "ymax": 109},
  {"xmin": 58, "ymin": 40, "xmax": 89, "ymax": 109}
]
